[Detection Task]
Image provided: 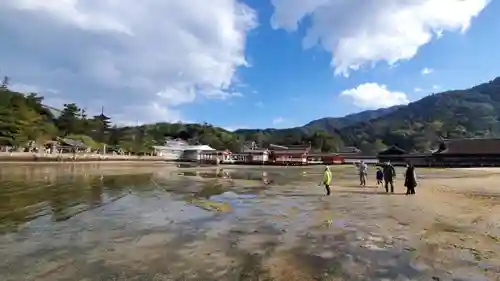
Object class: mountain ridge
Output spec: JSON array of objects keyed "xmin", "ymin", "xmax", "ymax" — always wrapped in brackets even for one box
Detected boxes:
[
  {"xmin": 234, "ymin": 105, "xmax": 403, "ymax": 135},
  {"xmin": 234, "ymin": 76, "xmax": 500, "ymax": 153},
  {"xmin": 338, "ymin": 76, "xmax": 500, "ymax": 152}
]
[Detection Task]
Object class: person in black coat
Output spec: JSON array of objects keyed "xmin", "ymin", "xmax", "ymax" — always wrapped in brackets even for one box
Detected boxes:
[
  {"xmin": 404, "ymin": 163, "xmax": 418, "ymax": 195},
  {"xmin": 382, "ymin": 161, "xmax": 396, "ymax": 193},
  {"xmin": 376, "ymin": 168, "xmax": 383, "ymax": 186}
]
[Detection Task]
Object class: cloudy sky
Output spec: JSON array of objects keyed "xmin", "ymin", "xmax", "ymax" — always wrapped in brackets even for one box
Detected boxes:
[{"xmin": 1, "ymin": 0, "xmax": 498, "ymax": 129}]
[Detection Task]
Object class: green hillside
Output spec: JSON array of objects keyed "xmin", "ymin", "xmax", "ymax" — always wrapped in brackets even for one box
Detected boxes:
[
  {"xmin": 339, "ymin": 77, "xmax": 500, "ymax": 152},
  {"xmin": 2, "ymin": 75, "xmax": 500, "ymax": 154},
  {"xmin": 0, "ymin": 77, "xmax": 342, "ymax": 153}
]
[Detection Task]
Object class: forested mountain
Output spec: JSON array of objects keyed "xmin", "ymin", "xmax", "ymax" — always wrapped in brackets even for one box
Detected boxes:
[
  {"xmin": 231, "ymin": 77, "xmax": 500, "ymax": 153},
  {"xmin": 232, "ymin": 105, "xmax": 401, "ymax": 151},
  {"xmin": 2, "ymin": 75, "xmax": 500, "ymax": 154},
  {"xmin": 339, "ymin": 77, "xmax": 500, "ymax": 152},
  {"xmin": 234, "ymin": 105, "xmax": 401, "ymax": 135},
  {"xmin": 233, "ymin": 104, "xmax": 404, "ymax": 153},
  {"xmin": 303, "ymin": 105, "xmax": 403, "ymax": 131}
]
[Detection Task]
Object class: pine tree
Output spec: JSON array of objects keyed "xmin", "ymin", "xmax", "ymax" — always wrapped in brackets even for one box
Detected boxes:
[{"xmin": 0, "ymin": 76, "xmax": 10, "ymax": 90}]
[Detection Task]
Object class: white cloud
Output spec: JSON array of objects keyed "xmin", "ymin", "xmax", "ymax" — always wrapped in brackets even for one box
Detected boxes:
[
  {"xmin": 340, "ymin": 83, "xmax": 409, "ymax": 108},
  {"xmin": 272, "ymin": 117, "xmax": 286, "ymax": 125},
  {"xmin": 421, "ymin": 67, "xmax": 434, "ymax": 75},
  {"xmin": 270, "ymin": 0, "xmax": 490, "ymax": 76},
  {"xmin": 414, "ymin": 85, "xmax": 443, "ymax": 94},
  {"xmin": 255, "ymin": 101, "xmax": 264, "ymax": 107},
  {"xmin": 223, "ymin": 125, "xmax": 248, "ymax": 132},
  {"xmin": 203, "ymin": 90, "xmax": 243, "ymax": 100},
  {"xmin": 0, "ymin": 0, "xmax": 257, "ymax": 124},
  {"xmin": 114, "ymin": 102, "xmax": 183, "ymax": 126},
  {"xmin": 9, "ymin": 83, "xmax": 41, "ymax": 94},
  {"xmin": 9, "ymin": 82, "xmax": 59, "ymax": 95}
]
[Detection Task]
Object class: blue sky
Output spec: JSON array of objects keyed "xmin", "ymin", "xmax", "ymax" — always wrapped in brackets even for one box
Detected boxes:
[{"xmin": 1, "ymin": 0, "xmax": 499, "ymax": 130}]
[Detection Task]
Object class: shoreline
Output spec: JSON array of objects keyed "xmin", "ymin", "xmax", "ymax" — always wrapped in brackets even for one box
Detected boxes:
[
  {"xmin": 0, "ymin": 152, "xmax": 168, "ymax": 164},
  {"xmin": 0, "ymin": 160, "xmax": 169, "ymax": 165}
]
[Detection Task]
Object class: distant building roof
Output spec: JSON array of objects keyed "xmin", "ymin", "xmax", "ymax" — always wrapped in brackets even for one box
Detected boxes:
[
  {"xmin": 59, "ymin": 138, "xmax": 87, "ymax": 148},
  {"xmin": 378, "ymin": 145, "xmax": 407, "ymax": 156},
  {"xmin": 269, "ymin": 144, "xmax": 288, "ymax": 150},
  {"xmin": 308, "ymin": 152, "xmax": 340, "ymax": 157},
  {"xmin": 185, "ymin": 145, "xmax": 215, "ymax": 151},
  {"xmin": 433, "ymin": 138, "xmax": 500, "ymax": 155},
  {"xmin": 338, "ymin": 146, "xmax": 361, "ymax": 154},
  {"xmin": 273, "ymin": 150, "xmax": 308, "ymax": 155},
  {"xmin": 241, "ymin": 149, "xmax": 268, "ymax": 153},
  {"xmin": 269, "ymin": 143, "xmax": 310, "ymax": 151}
]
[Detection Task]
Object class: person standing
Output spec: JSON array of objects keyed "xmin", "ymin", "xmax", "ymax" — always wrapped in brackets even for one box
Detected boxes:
[
  {"xmin": 404, "ymin": 163, "xmax": 418, "ymax": 195},
  {"xmin": 382, "ymin": 161, "xmax": 396, "ymax": 193},
  {"xmin": 376, "ymin": 168, "xmax": 384, "ymax": 186},
  {"xmin": 359, "ymin": 161, "xmax": 368, "ymax": 186},
  {"xmin": 322, "ymin": 166, "xmax": 332, "ymax": 196}
]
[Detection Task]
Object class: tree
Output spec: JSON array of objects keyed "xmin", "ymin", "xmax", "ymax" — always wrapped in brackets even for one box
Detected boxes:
[
  {"xmin": 372, "ymin": 139, "xmax": 387, "ymax": 153},
  {"xmin": 56, "ymin": 103, "xmax": 82, "ymax": 136},
  {"xmin": 0, "ymin": 105, "xmax": 17, "ymax": 145},
  {"xmin": 1, "ymin": 76, "xmax": 10, "ymax": 90}
]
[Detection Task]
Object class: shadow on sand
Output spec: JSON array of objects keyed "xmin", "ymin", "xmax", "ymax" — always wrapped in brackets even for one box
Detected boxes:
[
  {"xmin": 335, "ymin": 189, "xmax": 407, "ymax": 196},
  {"xmin": 267, "ymin": 193, "xmax": 325, "ymax": 198},
  {"xmin": 341, "ymin": 184, "xmax": 383, "ymax": 189}
]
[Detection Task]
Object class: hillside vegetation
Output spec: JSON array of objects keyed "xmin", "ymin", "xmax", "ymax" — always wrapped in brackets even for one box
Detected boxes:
[
  {"xmin": 2, "ymin": 75, "xmax": 500, "ymax": 154},
  {"xmin": 303, "ymin": 105, "xmax": 403, "ymax": 130},
  {"xmin": 0, "ymin": 77, "xmax": 342, "ymax": 153},
  {"xmin": 237, "ymin": 77, "xmax": 500, "ymax": 153},
  {"xmin": 339, "ymin": 77, "xmax": 500, "ymax": 152}
]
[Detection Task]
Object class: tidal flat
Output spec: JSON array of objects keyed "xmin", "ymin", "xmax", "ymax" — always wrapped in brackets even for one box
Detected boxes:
[{"xmin": 0, "ymin": 163, "xmax": 499, "ymax": 281}]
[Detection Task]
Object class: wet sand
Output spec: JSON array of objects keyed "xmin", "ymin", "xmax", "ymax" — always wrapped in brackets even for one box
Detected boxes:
[{"xmin": 0, "ymin": 164, "xmax": 499, "ymax": 280}]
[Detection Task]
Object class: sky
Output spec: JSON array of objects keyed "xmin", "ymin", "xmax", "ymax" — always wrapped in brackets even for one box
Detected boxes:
[{"xmin": 1, "ymin": 0, "xmax": 499, "ymax": 131}]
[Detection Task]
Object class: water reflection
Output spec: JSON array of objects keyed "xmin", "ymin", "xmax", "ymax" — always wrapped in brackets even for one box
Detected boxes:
[
  {"xmin": 0, "ymin": 164, "xmax": 379, "ymax": 238},
  {"xmin": 0, "ymin": 164, "xmax": 456, "ymax": 280},
  {"xmin": 0, "ymin": 164, "xmax": 286, "ymax": 235},
  {"xmin": 0, "ymin": 172, "xmax": 155, "ymax": 233}
]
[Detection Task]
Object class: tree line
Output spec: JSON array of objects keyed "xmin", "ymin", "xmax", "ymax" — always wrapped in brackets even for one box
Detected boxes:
[{"xmin": 0, "ymin": 78, "xmax": 348, "ymax": 154}]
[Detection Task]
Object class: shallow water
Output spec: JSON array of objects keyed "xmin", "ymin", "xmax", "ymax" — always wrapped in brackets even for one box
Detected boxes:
[{"xmin": 0, "ymin": 164, "xmax": 492, "ymax": 280}]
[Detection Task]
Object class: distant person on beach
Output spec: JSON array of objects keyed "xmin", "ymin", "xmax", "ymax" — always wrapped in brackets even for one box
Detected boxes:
[
  {"xmin": 376, "ymin": 168, "xmax": 383, "ymax": 186},
  {"xmin": 358, "ymin": 161, "xmax": 368, "ymax": 186},
  {"xmin": 382, "ymin": 161, "xmax": 396, "ymax": 193},
  {"xmin": 262, "ymin": 171, "xmax": 273, "ymax": 185},
  {"xmin": 404, "ymin": 163, "xmax": 418, "ymax": 195},
  {"xmin": 322, "ymin": 166, "xmax": 332, "ymax": 196}
]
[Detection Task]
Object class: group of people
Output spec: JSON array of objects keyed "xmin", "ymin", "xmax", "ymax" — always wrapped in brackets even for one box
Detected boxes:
[{"xmin": 322, "ymin": 161, "xmax": 418, "ymax": 196}]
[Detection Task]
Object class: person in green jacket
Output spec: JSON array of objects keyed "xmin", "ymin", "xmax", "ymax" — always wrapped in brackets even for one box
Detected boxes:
[{"xmin": 322, "ymin": 165, "xmax": 332, "ymax": 196}]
